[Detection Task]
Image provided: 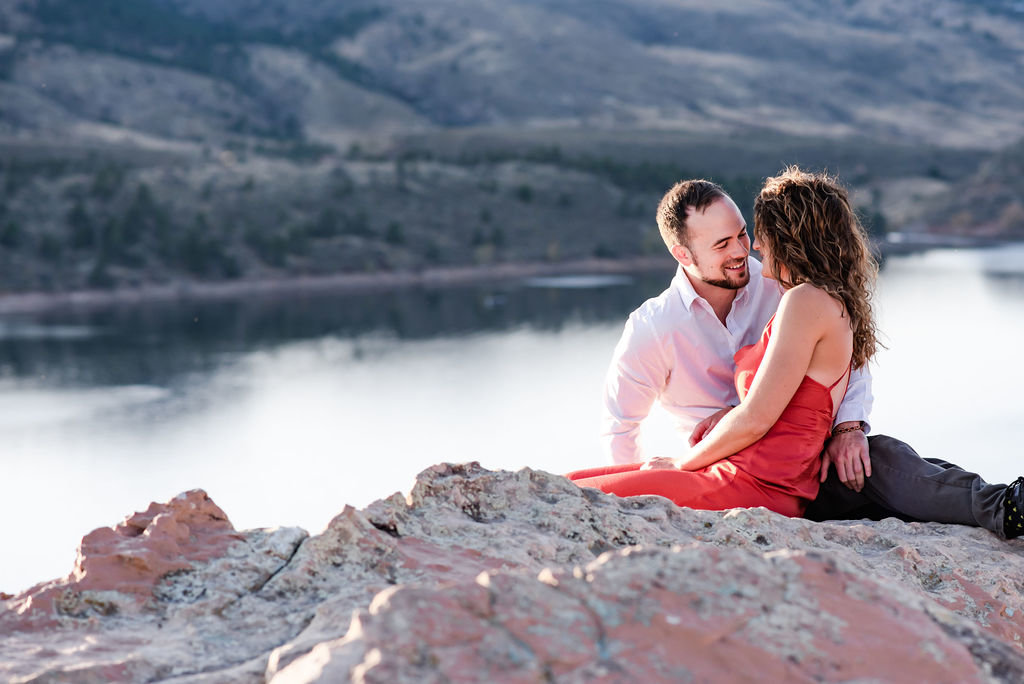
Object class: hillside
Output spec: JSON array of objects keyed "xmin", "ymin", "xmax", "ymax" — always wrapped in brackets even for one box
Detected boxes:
[
  {"xmin": 0, "ymin": 0, "xmax": 1021, "ymax": 292},
  {"xmin": 914, "ymin": 139, "xmax": 1024, "ymax": 239},
  {"xmin": 6, "ymin": 0, "xmax": 1024, "ymax": 147}
]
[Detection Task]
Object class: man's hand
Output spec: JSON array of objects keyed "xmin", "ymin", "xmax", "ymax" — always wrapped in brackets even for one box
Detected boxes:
[
  {"xmin": 821, "ymin": 424, "xmax": 871, "ymax": 491},
  {"xmin": 640, "ymin": 457, "xmax": 678, "ymax": 470},
  {"xmin": 689, "ymin": 406, "xmax": 733, "ymax": 446}
]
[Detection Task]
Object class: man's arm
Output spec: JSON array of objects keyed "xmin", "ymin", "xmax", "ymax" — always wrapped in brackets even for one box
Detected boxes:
[
  {"xmin": 835, "ymin": 366, "xmax": 873, "ymax": 431},
  {"xmin": 601, "ymin": 314, "xmax": 670, "ymax": 465},
  {"xmin": 822, "ymin": 365, "xmax": 875, "ymax": 491}
]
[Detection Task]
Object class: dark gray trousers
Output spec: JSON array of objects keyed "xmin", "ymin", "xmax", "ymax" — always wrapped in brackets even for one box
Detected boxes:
[{"xmin": 804, "ymin": 435, "xmax": 1009, "ymax": 538}]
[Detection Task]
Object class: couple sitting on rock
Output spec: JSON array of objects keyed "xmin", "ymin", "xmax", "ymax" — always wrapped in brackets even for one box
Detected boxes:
[{"xmin": 568, "ymin": 167, "xmax": 1024, "ymax": 539}]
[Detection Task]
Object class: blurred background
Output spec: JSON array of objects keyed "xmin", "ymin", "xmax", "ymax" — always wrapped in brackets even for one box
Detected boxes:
[{"xmin": 1, "ymin": 0, "xmax": 1023, "ymax": 594}]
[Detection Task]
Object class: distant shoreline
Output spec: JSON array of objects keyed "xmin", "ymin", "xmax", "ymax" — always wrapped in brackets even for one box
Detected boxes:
[
  {"xmin": 0, "ymin": 256, "xmax": 677, "ymax": 314},
  {"xmin": 0, "ymin": 235, "xmax": 1016, "ymax": 315}
]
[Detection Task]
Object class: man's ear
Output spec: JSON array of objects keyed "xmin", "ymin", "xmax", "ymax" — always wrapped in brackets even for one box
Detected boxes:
[{"xmin": 670, "ymin": 243, "xmax": 693, "ymax": 266}]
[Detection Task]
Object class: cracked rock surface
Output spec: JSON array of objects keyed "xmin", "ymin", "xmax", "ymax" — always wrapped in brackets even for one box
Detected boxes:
[{"xmin": 3, "ymin": 463, "xmax": 1024, "ymax": 682}]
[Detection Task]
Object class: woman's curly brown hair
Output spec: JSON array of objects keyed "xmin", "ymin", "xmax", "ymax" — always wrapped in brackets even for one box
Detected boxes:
[{"xmin": 753, "ymin": 166, "xmax": 878, "ymax": 369}]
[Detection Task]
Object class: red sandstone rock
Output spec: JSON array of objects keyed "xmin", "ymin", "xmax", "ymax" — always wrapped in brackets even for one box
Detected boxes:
[
  {"xmin": 73, "ymin": 489, "xmax": 241, "ymax": 593},
  {"xmin": 3, "ymin": 463, "xmax": 1024, "ymax": 683},
  {"xmin": 0, "ymin": 489, "xmax": 243, "ymax": 632},
  {"xmin": 273, "ymin": 545, "xmax": 1010, "ymax": 683}
]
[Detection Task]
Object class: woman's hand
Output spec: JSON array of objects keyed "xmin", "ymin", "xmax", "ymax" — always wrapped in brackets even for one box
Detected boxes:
[{"xmin": 688, "ymin": 406, "xmax": 734, "ymax": 446}]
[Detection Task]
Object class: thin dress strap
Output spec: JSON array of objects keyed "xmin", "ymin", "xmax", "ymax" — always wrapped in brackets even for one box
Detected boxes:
[{"xmin": 826, "ymin": 359, "xmax": 854, "ymax": 391}]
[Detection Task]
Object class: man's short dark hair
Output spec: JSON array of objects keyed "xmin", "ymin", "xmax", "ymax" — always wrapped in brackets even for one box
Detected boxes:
[{"xmin": 656, "ymin": 179, "xmax": 730, "ymax": 248}]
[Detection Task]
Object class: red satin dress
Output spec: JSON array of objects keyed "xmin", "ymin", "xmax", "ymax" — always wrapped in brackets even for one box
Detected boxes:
[{"xmin": 568, "ymin": 316, "xmax": 850, "ymax": 517}]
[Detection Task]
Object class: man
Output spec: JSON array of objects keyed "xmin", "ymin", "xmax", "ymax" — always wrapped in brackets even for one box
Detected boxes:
[{"xmin": 602, "ymin": 178, "xmax": 1024, "ymax": 538}]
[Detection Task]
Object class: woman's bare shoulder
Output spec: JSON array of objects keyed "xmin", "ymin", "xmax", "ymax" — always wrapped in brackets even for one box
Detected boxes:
[{"xmin": 778, "ymin": 283, "xmax": 845, "ymax": 320}]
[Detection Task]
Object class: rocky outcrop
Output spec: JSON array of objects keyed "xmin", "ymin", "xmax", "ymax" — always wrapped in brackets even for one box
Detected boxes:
[
  {"xmin": 3, "ymin": 462, "xmax": 1024, "ymax": 682},
  {"xmin": 3, "ymin": 489, "xmax": 245, "ymax": 630}
]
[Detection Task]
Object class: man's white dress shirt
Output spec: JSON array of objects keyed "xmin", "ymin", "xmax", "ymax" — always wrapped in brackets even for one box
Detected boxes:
[{"xmin": 602, "ymin": 258, "xmax": 873, "ymax": 464}]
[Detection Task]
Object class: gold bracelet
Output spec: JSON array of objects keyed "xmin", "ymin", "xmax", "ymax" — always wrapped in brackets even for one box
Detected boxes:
[{"xmin": 831, "ymin": 422, "xmax": 864, "ymax": 436}]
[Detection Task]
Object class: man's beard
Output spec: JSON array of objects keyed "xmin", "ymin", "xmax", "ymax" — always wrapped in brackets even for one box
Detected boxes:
[{"xmin": 693, "ymin": 257, "xmax": 750, "ymax": 290}]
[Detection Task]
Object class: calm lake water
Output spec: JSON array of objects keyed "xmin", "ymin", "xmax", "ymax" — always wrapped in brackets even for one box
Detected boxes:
[{"xmin": 4, "ymin": 245, "xmax": 1024, "ymax": 594}]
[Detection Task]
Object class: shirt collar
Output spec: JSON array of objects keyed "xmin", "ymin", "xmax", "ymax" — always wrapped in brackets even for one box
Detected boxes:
[{"xmin": 671, "ymin": 265, "xmax": 701, "ymax": 311}]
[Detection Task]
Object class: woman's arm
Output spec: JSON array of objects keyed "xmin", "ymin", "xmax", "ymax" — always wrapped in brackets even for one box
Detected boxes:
[{"xmin": 673, "ymin": 285, "xmax": 836, "ymax": 471}]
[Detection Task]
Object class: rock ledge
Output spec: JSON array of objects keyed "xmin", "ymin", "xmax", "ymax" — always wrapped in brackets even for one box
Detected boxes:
[{"xmin": 3, "ymin": 463, "xmax": 1024, "ymax": 683}]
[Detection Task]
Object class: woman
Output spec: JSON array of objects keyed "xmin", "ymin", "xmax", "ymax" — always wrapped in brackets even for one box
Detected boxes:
[{"xmin": 567, "ymin": 167, "xmax": 879, "ymax": 516}]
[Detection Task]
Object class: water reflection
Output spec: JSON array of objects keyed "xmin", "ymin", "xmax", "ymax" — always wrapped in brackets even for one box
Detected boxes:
[
  {"xmin": 866, "ymin": 245, "xmax": 1024, "ymax": 502},
  {"xmin": 3, "ymin": 249, "xmax": 1024, "ymax": 594},
  {"xmin": 0, "ymin": 271, "xmax": 669, "ymax": 388},
  {"xmin": 0, "ymin": 269, "xmax": 673, "ymax": 594},
  {"xmin": 0, "ymin": 385, "xmax": 169, "ymax": 430}
]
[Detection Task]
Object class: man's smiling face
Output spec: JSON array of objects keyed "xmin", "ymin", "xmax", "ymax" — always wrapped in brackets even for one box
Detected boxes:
[{"xmin": 675, "ymin": 196, "xmax": 751, "ymax": 290}]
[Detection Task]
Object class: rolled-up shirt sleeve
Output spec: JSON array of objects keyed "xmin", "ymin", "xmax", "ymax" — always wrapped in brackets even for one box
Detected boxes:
[
  {"xmin": 835, "ymin": 364, "xmax": 874, "ymax": 433},
  {"xmin": 601, "ymin": 313, "xmax": 671, "ymax": 464}
]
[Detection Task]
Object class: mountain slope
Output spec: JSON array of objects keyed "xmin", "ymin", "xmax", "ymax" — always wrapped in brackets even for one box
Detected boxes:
[
  {"xmin": 0, "ymin": 0, "xmax": 1021, "ymax": 293},
  {"xmin": 1, "ymin": 0, "xmax": 1022, "ymax": 148}
]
